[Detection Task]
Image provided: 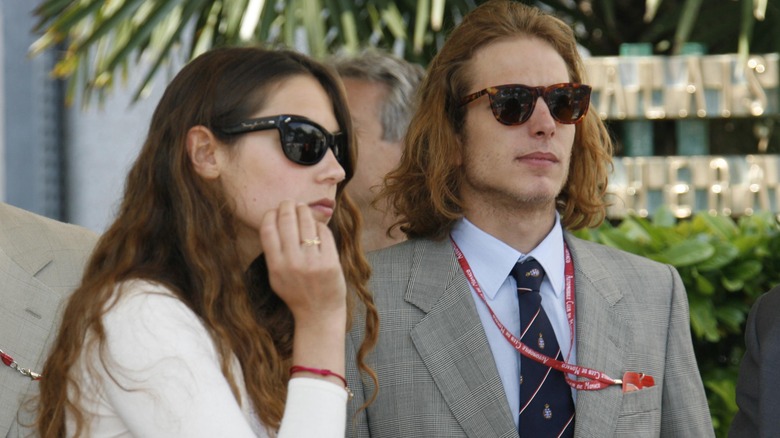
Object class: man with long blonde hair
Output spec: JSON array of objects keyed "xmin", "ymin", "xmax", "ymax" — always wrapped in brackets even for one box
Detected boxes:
[{"xmin": 345, "ymin": 1, "xmax": 713, "ymax": 436}]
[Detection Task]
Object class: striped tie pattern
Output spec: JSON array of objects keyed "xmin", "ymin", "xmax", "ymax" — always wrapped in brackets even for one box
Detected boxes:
[{"xmin": 511, "ymin": 258, "xmax": 575, "ymax": 437}]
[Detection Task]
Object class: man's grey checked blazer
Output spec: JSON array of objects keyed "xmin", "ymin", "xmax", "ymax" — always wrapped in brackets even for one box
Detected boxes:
[
  {"xmin": 0, "ymin": 202, "xmax": 97, "ymax": 437},
  {"xmin": 346, "ymin": 234, "xmax": 714, "ymax": 438}
]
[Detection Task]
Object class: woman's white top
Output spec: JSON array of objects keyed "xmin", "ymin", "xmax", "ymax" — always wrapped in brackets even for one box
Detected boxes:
[{"xmin": 67, "ymin": 279, "xmax": 347, "ymax": 437}]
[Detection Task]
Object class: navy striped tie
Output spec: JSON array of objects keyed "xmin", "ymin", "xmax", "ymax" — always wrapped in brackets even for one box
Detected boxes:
[{"xmin": 511, "ymin": 258, "xmax": 575, "ymax": 437}]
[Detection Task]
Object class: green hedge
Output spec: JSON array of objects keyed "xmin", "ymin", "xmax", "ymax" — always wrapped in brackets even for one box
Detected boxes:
[{"xmin": 574, "ymin": 207, "xmax": 780, "ymax": 437}]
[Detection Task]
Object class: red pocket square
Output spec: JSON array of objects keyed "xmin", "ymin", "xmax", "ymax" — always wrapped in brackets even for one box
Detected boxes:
[{"xmin": 622, "ymin": 372, "xmax": 655, "ymax": 393}]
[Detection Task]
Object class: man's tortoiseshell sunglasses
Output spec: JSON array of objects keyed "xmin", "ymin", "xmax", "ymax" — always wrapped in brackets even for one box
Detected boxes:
[{"xmin": 460, "ymin": 82, "xmax": 592, "ymax": 126}]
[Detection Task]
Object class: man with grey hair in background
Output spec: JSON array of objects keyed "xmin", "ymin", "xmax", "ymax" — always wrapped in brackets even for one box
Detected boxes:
[{"xmin": 332, "ymin": 50, "xmax": 424, "ymax": 252}]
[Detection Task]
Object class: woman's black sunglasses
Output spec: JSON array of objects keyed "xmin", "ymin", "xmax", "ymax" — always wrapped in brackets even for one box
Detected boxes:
[
  {"xmin": 221, "ymin": 114, "xmax": 351, "ymax": 178},
  {"xmin": 460, "ymin": 82, "xmax": 592, "ymax": 126}
]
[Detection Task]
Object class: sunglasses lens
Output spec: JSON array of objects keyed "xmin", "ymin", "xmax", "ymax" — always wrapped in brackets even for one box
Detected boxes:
[
  {"xmin": 331, "ymin": 134, "xmax": 348, "ymax": 166},
  {"xmin": 332, "ymin": 134, "xmax": 351, "ymax": 177},
  {"xmin": 493, "ymin": 87, "xmax": 534, "ymax": 125},
  {"xmin": 547, "ymin": 85, "xmax": 590, "ymax": 124},
  {"xmin": 282, "ymin": 121, "xmax": 329, "ymax": 164},
  {"xmin": 487, "ymin": 84, "xmax": 590, "ymax": 125}
]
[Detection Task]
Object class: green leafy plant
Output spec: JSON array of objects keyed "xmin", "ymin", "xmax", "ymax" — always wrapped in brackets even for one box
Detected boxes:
[{"xmin": 575, "ymin": 207, "xmax": 780, "ymax": 437}]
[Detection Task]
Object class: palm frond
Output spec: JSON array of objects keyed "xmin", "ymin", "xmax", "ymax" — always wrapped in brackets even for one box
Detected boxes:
[{"xmin": 31, "ymin": 0, "xmax": 778, "ymax": 103}]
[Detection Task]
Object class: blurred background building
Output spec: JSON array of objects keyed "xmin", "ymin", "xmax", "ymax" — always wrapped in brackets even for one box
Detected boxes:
[{"xmin": 1, "ymin": 0, "xmax": 165, "ymax": 231}]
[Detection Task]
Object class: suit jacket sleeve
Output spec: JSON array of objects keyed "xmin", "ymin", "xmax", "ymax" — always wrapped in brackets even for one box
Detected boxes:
[
  {"xmin": 660, "ymin": 265, "xmax": 715, "ymax": 437},
  {"xmin": 568, "ymin": 236, "xmax": 714, "ymax": 437}
]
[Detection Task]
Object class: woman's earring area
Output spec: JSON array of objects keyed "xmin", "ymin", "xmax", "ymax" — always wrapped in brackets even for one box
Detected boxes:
[{"xmin": 186, "ymin": 126, "xmax": 221, "ymax": 180}]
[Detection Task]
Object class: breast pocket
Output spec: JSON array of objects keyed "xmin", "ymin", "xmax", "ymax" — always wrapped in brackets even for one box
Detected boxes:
[{"xmin": 614, "ymin": 385, "xmax": 662, "ymax": 437}]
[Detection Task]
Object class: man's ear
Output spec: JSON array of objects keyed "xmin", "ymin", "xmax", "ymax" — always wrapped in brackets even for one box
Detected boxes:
[{"xmin": 186, "ymin": 125, "xmax": 221, "ymax": 179}]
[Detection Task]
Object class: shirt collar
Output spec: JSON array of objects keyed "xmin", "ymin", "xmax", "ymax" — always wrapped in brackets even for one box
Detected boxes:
[
  {"xmin": 450, "ymin": 215, "xmax": 565, "ymax": 299},
  {"xmin": 527, "ymin": 215, "xmax": 565, "ymax": 299}
]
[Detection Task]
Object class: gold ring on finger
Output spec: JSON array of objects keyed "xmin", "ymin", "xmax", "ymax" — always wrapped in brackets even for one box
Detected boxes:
[{"xmin": 301, "ymin": 237, "xmax": 322, "ymax": 246}]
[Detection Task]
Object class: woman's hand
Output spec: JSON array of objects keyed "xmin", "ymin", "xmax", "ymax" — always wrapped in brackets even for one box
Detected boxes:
[
  {"xmin": 260, "ymin": 200, "xmax": 348, "ymax": 389},
  {"xmin": 259, "ymin": 200, "xmax": 347, "ymax": 327}
]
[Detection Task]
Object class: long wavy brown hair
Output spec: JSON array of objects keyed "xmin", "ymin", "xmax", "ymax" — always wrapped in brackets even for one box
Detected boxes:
[
  {"xmin": 383, "ymin": 0, "xmax": 614, "ymax": 239},
  {"xmin": 36, "ymin": 46, "xmax": 379, "ymax": 437}
]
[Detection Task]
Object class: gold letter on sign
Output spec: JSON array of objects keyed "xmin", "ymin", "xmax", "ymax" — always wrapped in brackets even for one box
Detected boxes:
[
  {"xmin": 738, "ymin": 155, "xmax": 773, "ymax": 215},
  {"xmin": 586, "ymin": 53, "xmax": 779, "ymax": 119},
  {"xmin": 701, "ymin": 55, "xmax": 734, "ymax": 117},
  {"xmin": 666, "ymin": 55, "xmax": 707, "ymax": 118},
  {"xmin": 745, "ymin": 57, "xmax": 770, "ymax": 116},
  {"xmin": 707, "ymin": 158, "xmax": 732, "ymax": 216},
  {"xmin": 665, "ymin": 158, "xmax": 695, "ymax": 218},
  {"xmin": 591, "ymin": 57, "xmax": 628, "ymax": 119}
]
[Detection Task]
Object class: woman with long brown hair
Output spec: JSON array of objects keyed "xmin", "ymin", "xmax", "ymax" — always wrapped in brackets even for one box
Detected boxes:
[{"xmin": 36, "ymin": 46, "xmax": 378, "ymax": 437}]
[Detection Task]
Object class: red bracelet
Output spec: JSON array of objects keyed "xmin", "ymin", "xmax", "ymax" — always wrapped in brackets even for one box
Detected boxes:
[
  {"xmin": 289, "ymin": 365, "xmax": 353, "ymax": 399},
  {"xmin": 289, "ymin": 365, "xmax": 348, "ymax": 387}
]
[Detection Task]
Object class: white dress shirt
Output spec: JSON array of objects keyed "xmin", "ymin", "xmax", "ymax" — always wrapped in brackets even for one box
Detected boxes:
[{"xmin": 450, "ymin": 216, "xmax": 577, "ymax": 427}]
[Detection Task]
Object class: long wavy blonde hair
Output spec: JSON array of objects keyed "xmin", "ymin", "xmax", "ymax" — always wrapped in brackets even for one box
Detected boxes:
[
  {"xmin": 37, "ymin": 46, "xmax": 378, "ymax": 437},
  {"xmin": 383, "ymin": 0, "xmax": 614, "ymax": 239}
]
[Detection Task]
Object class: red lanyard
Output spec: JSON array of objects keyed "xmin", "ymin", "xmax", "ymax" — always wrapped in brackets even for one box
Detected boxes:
[
  {"xmin": 451, "ymin": 237, "xmax": 621, "ymax": 391},
  {"xmin": 0, "ymin": 348, "xmax": 42, "ymax": 380}
]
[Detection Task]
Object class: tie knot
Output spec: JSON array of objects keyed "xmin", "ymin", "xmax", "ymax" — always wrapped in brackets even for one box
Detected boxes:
[{"xmin": 511, "ymin": 258, "xmax": 546, "ymax": 294}]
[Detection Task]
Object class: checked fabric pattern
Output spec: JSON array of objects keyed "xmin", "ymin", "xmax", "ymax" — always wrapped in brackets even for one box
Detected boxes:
[{"xmin": 511, "ymin": 258, "xmax": 575, "ymax": 437}]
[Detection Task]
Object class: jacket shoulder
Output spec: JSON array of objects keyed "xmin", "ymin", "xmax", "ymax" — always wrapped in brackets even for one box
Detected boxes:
[
  {"xmin": 366, "ymin": 239, "xmax": 424, "ymax": 286},
  {"xmin": 566, "ymin": 233, "xmax": 671, "ymax": 270},
  {"xmin": 565, "ymin": 233, "xmax": 681, "ymax": 294},
  {"xmin": 0, "ymin": 202, "xmax": 98, "ymax": 251}
]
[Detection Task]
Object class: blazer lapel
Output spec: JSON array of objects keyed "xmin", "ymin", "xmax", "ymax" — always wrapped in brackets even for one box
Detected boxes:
[
  {"xmin": 406, "ymin": 239, "xmax": 518, "ymax": 438},
  {"xmin": 0, "ymin": 215, "xmax": 56, "ymax": 280},
  {"xmin": 565, "ymin": 235, "xmax": 630, "ymax": 437}
]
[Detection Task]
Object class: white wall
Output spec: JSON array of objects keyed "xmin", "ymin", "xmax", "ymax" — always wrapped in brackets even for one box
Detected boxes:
[
  {"xmin": 66, "ymin": 72, "xmax": 167, "ymax": 232},
  {"xmin": 1, "ymin": 1, "xmax": 187, "ymax": 232}
]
